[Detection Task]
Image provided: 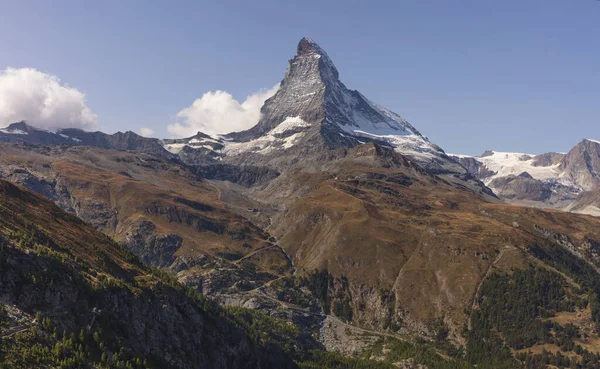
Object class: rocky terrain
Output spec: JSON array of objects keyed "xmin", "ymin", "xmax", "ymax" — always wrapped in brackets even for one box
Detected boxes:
[
  {"xmin": 2, "ymin": 38, "xmax": 600, "ymax": 369},
  {"xmin": 0, "ymin": 144, "xmax": 293, "ymax": 297},
  {"xmin": 0, "ymin": 179, "xmax": 298, "ymax": 369}
]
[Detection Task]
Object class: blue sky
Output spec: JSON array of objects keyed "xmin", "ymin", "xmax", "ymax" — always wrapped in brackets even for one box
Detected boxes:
[{"xmin": 0, "ymin": 0, "xmax": 598, "ymax": 155}]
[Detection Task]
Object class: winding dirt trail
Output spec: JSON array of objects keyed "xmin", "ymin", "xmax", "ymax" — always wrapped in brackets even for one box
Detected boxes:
[{"xmin": 1, "ymin": 324, "xmax": 31, "ymax": 339}]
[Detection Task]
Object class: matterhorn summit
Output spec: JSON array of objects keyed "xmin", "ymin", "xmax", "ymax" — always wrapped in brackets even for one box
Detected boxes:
[
  {"xmin": 0, "ymin": 38, "xmax": 470, "ymax": 177},
  {"xmin": 167, "ymin": 37, "xmax": 462, "ymax": 174}
]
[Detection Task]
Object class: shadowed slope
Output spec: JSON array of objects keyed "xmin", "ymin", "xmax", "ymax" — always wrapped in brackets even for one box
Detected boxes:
[{"xmin": 0, "ymin": 178, "xmax": 298, "ymax": 368}]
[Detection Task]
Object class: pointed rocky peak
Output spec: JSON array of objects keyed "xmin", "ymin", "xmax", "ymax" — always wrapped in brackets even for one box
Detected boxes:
[
  {"xmin": 191, "ymin": 131, "xmax": 216, "ymax": 140},
  {"xmin": 223, "ymin": 37, "xmax": 461, "ymax": 174},
  {"xmin": 1, "ymin": 121, "xmax": 40, "ymax": 134},
  {"xmin": 288, "ymin": 37, "xmax": 340, "ymax": 85},
  {"xmin": 161, "ymin": 130, "xmax": 224, "ymax": 157},
  {"xmin": 532, "ymin": 152, "xmax": 565, "ymax": 167},
  {"xmin": 582, "ymin": 138, "xmax": 600, "ymax": 147},
  {"xmin": 518, "ymin": 171, "xmax": 534, "ymax": 179},
  {"xmin": 6, "ymin": 121, "xmax": 30, "ymax": 130},
  {"xmin": 559, "ymin": 139, "xmax": 600, "ymax": 191},
  {"xmin": 564, "ymin": 139, "xmax": 600, "ymax": 160},
  {"xmin": 296, "ymin": 37, "xmax": 326, "ymax": 57}
]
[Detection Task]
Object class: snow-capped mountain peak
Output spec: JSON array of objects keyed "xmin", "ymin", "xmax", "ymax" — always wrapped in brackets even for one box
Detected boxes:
[
  {"xmin": 210, "ymin": 37, "xmax": 459, "ymax": 172},
  {"xmin": 450, "ymin": 141, "xmax": 600, "ymax": 213},
  {"xmin": 295, "ymin": 37, "xmax": 339, "ymax": 81}
]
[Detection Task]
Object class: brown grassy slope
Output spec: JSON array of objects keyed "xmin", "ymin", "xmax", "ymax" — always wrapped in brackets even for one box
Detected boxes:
[
  {"xmin": 0, "ymin": 143, "xmax": 291, "ymax": 278},
  {"xmin": 0, "ymin": 176, "xmax": 144, "ymax": 279},
  {"xmin": 269, "ymin": 143, "xmax": 600, "ymax": 334},
  {"xmin": 0, "ymin": 179, "xmax": 298, "ymax": 369}
]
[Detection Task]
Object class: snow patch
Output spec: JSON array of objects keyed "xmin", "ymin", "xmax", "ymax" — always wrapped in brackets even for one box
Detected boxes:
[
  {"xmin": 163, "ymin": 143, "xmax": 186, "ymax": 154},
  {"xmin": 447, "ymin": 153, "xmax": 473, "ymax": 159},
  {"xmin": 268, "ymin": 116, "xmax": 311, "ymax": 135},
  {"xmin": 476, "ymin": 151, "xmax": 560, "ymax": 184},
  {"xmin": 0, "ymin": 129, "xmax": 27, "ymax": 135},
  {"xmin": 222, "ymin": 116, "xmax": 311, "ymax": 156},
  {"xmin": 453, "ymin": 150, "xmax": 565, "ymax": 186}
]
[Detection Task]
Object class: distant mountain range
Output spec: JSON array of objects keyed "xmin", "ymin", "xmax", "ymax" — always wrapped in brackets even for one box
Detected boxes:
[{"xmin": 449, "ymin": 138, "xmax": 600, "ymax": 215}]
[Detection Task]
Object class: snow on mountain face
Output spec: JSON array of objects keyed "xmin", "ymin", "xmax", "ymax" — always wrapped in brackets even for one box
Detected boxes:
[
  {"xmin": 453, "ymin": 151, "xmax": 562, "ymax": 186},
  {"xmin": 161, "ymin": 116, "xmax": 311, "ymax": 157},
  {"xmin": 450, "ymin": 141, "xmax": 600, "ymax": 214},
  {"xmin": 452, "ymin": 140, "xmax": 600, "ymax": 194},
  {"xmin": 0, "ymin": 128, "xmax": 27, "ymax": 135},
  {"xmin": 221, "ymin": 116, "xmax": 311, "ymax": 156},
  {"xmin": 162, "ymin": 132, "xmax": 225, "ymax": 154},
  {"xmin": 167, "ymin": 37, "xmax": 457, "ymax": 172}
]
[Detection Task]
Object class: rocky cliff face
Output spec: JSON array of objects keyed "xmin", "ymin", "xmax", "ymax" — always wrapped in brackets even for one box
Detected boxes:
[
  {"xmin": 560, "ymin": 139, "xmax": 600, "ymax": 191},
  {"xmin": 488, "ymin": 172, "xmax": 553, "ymax": 201}
]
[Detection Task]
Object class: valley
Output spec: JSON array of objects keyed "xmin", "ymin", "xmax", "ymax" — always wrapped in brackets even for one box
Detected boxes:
[{"xmin": 1, "ymin": 37, "xmax": 600, "ymax": 369}]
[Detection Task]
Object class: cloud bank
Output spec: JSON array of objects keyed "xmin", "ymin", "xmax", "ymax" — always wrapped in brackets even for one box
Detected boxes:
[
  {"xmin": 0, "ymin": 67, "xmax": 98, "ymax": 131},
  {"xmin": 139, "ymin": 127, "xmax": 154, "ymax": 136},
  {"xmin": 168, "ymin": 84, "xmax": 279, "ymax": 137}
]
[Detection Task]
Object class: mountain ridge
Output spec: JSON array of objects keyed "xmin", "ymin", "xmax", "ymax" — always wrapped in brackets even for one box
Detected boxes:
[
  {"xmin": 3, "ymin": 37, "xmax": 600, "ymax": 368},
  {"xmin": 450, "ymin": 138, "xmax": 600, "ymax": 213}
]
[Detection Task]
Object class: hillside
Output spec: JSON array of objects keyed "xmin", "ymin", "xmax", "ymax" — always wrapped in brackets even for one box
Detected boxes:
[
  {"xmin": 0, "ymin": 143, "xmax": 292, "ymax": 295},
  {"xmin": 0, "ymin": 173, "xmax": 501, "ymax": 369},
  {"xmin": 0, "ymin": 178, "xmax": 299, "ymax": 369},
  {"xmin": 2, "ymin": 37, "xmax": 600, "ymax": 369}
]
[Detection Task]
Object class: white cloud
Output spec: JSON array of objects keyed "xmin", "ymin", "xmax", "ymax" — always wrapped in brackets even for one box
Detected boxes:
[
  {"xmin": 0, "ymin": 67, "xmax": 97, "ymax": 131},
  {"xmin": 139, "ymin": 127, "xmax": 154, "ymax": 136},
  {"xmin": 168, "ymin": 84, "xmax": 279, "ymax": 137}
]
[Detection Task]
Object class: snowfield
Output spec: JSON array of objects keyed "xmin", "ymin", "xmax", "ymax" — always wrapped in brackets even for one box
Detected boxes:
[{"xmin": 455, "ymin": 151, "xmax": 562, "ymax": 185}]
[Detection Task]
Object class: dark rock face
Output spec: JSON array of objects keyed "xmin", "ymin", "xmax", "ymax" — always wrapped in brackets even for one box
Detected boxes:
[
  {"xmin": 0, "ymin": 122, "xmax": 71, "ymax": 145},
  {"xmin": 488, "ymin": 172, "xmax": 581, "ymax": 205},
  {"xmin": 0, "ymin": 166, "xmax": 58, "ymax": 201},
  {"xmin": 124, "ymin": 218, "xmax": 182, "ymax": 268},
  {"xmin": 518, "ymin": 171, "xmax": 534, "ymax": 179},
  {"xmin": 191, "ymin": 164, "xmax": 280, "ymax": 187},
  {"xmin": 489, "ymin": 174, "xmax": 553, "ymax": 201},
  {"xmin": 560, "ymin": 139, "xmax": 600, "ymax": 191},
  {"xmin": 532, "ymin": 152, "xmax": 565, "ymax": 167},
  {"xmin": 65, "ymin": 129, "xmax": 172, "ymax": 157},
  {"xmin": 450, "ymin": 155, "xmax": 496, "ymax": 180},
  {"xmin": 177, "ymin": 145, "xmax": 223, "ymax": 165},
  {"xmin": 226, "ymin": 37, "xmax": 332, "ymax": 141}
]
